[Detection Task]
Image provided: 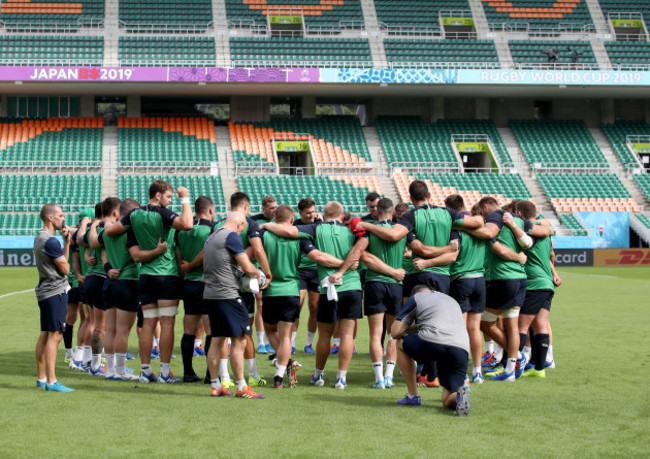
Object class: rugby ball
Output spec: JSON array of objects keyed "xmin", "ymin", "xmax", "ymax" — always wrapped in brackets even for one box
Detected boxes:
[{"xmin": 238, "ymin": 269, "xmax": 266, "ymax": 294}]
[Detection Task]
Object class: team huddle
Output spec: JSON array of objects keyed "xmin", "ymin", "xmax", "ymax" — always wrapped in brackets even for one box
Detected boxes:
[{"xmin": 33, "ymin": 178, "xmax": 561, "ymax": 416}]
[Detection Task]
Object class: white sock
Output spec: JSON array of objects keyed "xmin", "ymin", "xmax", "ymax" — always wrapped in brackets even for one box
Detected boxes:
[
  {"xmin": 547, "ymin": 345, "xmax": 554, "ymax": 362},
  {"xmin": 219, "ymin": 359, "xmax": 231, "ymax": 381},
  {"xmin": 523, "ymin": 345, "xmax": 531, "ymax": 360},
  {"xmin": 494, "ymin": 347, "xmax": 504, "ymax": 362},
  {"xmin": 160, "ymin": 362, "xmax": 170, "ymax": 378},
  {"xmin": 291, "ymin": 332, "xmax": 297, "ymax": 348},
  {"xmin": 73, "ymin": 346, "xmax": 83, "ymax": 362},
  {"xmin": 256, "ymin": 332, "xmax": 264, "ymax": 348},
  {"xmin": 275, "ymin": 365, "xmax": 287, "ymax": 377},
  {"xmin": 115, "ymin": 353, "xmax": 127, "ymax": 375},
  {"xmin": 333, "ymin": 338, "xmax": 340, "ymax": 347},
  {"xmin": 236, "ymin": 379, "xmax": 246, "ymax": 391},
  {"xmin": 38, "ymin": 377, "xmax": 47, "ymax": 384},
  {"xmin": 65, "ymin": 348, "xmax": 73, "ymax": 358},
  {"xmin": 141, "ymin": 364, "xmax": 152, "ymax": 375},
  {"xmin": 246, "ymin": 358, "xmax": 259, "ymax": 379},
  {"xmin": 314, "ymin": 368, "xmax": 324, "ymax": 378},
  {"xmin": 472, "ymin": 365, "xmax": 482, "ymax": 376},
  {"xmin": 372, "ymin": 361, "xmax": 383, "ymax": 382},
  {"xmin": 194, "ymin": 339, "xmax": 202, "ymax": 348},
  {"xmin": 83, "ymin": 345, "xmax": 92, "ymax": 364},
  {"xmin": 485, "ymin": 341, "xmax": 495, "ymax": 354},
  {"xmin": 336, "ymin": 369, "xmax": 347, "ymax": 382},
  {"xmin": 91, "ymin": 354, "xmax": 102, "ymax": 371},
  {"xmin": 505, "ymin": 358, "xmax": 516, "ymax": 374},
  {"xmin": 211, "ymin": 378, "xmax": 222, "ymax": 390},
  {"xmin": 306, "ymin": 331, "xmax": 315, "ymax": 347},
  {"xmin": 264, "ymin": 334, "xmax": 271, "ymax": 347},
  {"xmin": 385, "ymin": 360, "xmax": 396, "ymax": 379},
  {"xmin": 153, "ymin": 337, "xmax": 159, "ymax": 349},
  {"xmin": 105, "ymin": 354, "xmax": 116, "ymax": 374}
]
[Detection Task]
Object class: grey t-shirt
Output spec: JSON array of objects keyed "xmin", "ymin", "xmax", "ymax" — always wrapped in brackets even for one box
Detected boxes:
[
  {"xmin": 34, "ymin": 230, "xmax": 69, "ymax": 301},
  {"xmin": 397, "ymin": 291, "xmax": 470, "ymax": 353},
  {"xmin": 202, "ymin": 227, "xmax": 245, "ymax": 300}
]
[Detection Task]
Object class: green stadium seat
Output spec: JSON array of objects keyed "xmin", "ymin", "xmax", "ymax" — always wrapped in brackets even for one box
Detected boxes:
[
  {"xmin": 0, "ymin": 0, "xmax": 104, "ymax": 31},
  {"xmin": 599, "ymin": 1, "xmax": 650, "ymax": 27},
  {"xmin": 119, "ymin": 37, "xmax": 216, "ymax": 66},
  {"xmin": 601, "ymin": 121, "xmax": 649, "ymax": 169},
  {"xmin": 375, "ymin": 0, "xmax": 469, "ymax": 33},
  {"xmin": 633, "ymin": 173, "xmax": 650, "ymax": 201},
  {"xmin": 509, "ymin": 41, "xmax": 597, "ymax": 66},
  {"xmin": 119, "ymin": 0, "xmax": 212, "ymax": 31},
  {"xmin": 481, "ymin": 0, "xmax": 594, "ymax": 31},
  {"xmin": 605, "ymin": 41, "xmax": 650, "ymax": 66},
  {"xmin": 0, "ymin": 175, "xmax": 101, "ymax": 213},
  {"xmin": 384, "ymin": 39, "xmax": 499, "ymax": 67},
  {"xmin": 0, "ymin": 36, "xmax": 103, "ymax": 65}
]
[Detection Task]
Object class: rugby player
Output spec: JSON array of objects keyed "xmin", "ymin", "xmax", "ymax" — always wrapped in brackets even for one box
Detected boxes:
[{"xmin": 62, "ymin": 223, "xmax": 82, "ymax": 362}]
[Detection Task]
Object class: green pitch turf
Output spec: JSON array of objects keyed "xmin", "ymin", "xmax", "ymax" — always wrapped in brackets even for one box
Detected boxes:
[{"xmin": 0, "ymin": 267, "xmax": 648, "ymax": 457}]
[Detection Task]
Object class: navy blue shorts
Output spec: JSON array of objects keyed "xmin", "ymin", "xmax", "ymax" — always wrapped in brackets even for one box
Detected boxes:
[
  {"xmin": 38, "ymin": 293, "xmax": 68, "ymax": 332},
  {"xmin": 83, "ymin": 274, "xmax": 106, "ymax": 310},
  {"xmin": 239, "ymin": 291, "xmax": 255, "ymax": 318},
  {"xmin": 486, "ymin": 278, "xmax": 527, "ymax": 310},
  {"xmin": 521, "ymin": 289, "xmax": 554, "ymax": 316},
  {"xmin": 138, "ymin": 275, "xmax": 182, "ymax": 306},
  {"xmin": 402, "ymin": 333, "xmax": 468, "ymax": 393},
  {"xmin": 363, "ymin": 281, "xmax": 403, "ymax": 316},
  {"xmin": 299, "ymin": 268, "xmax": 320, "ymax": 293},
  {"xmin": 103, "ymin": 279, "xmax": 139, "ymax": 312},
  {"xmin": 205, "ymin": 297, "xmax": 251, "ymax": 338},
  {"xmin": 317, "ymin": 290, "xmax": 363, "ymax": 324},
  {"xmin": 262, "ymin": 296, "xmax": 300, "ymax": 324},
  {"xmin": 403, "ymin": 271, "xmax": 450, "ymax": 296},
  {"xmin": 68, "ymin": 285, "xmax": 80, "ymax": 305},
  {"xmin": 450, "ymin": 277, "xmax": 486, "ymax": 314},
  {"xmin": 182, "ymin": 280, "xmax": 207, "ymax": 315}
]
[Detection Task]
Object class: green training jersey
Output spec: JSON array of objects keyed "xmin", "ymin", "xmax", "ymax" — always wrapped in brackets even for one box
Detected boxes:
[
  {"xmin": 67, "ymin": 245, "xmax": 78, "ymax": 287},
  {"xmin": 295, "ymin": 218, "xmax": 318, "ymax": 270},
  {"xmin": 450, "ymin": 230, "xmax": 486, "ymax": 280},
  {"xmin": 524, "ymin": 223, "xmax": 554, "ymax": 291},
  {"xmin": 85, "ymin": 223, "xmax": 107, "ymax": 276},
  {"xmin": 120, "ymin": 205, "xmax": 179, "ymax": 277},
  {"xmin": 484, "ymin": 210, "xmax": 532, "ymax": 281},
  {"xmin": 261, "ymin": 230, "xmax": 301, "ymax": 297},
  {"xmin": 175, "ymin": 218, "xmax": 216, "ymax": 281},
  {"xmin": 101, "ymin": 229, "xmax": 140, "ymax": 281},
  {"xmin": 398, "ymin": 204, "xmax": 465, "ymax": 276},
  {"xmin": 365, "ymin": 220, "xmax": 406, "ymax": 284},
  {"xmin": 78, "ymin": 244, "xmax": 90, "ymax": 276}
]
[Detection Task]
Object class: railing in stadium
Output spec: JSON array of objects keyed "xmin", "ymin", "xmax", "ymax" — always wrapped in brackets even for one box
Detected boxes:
[
  {"xmin": 379, "ymin": 22, "xmax": 443, "ymax": 38},
  {"xmin": 531, "ymin": 163, "xmax": 612, "ymax": 173},
  {"xmin": 0, "ymin": 58, "xmax": 104, "ymax": 66},
  {"xmin": 234, "ymin": 162, "xmax": 277, "ymax": 175},
  {"xmin": 118, "ymin": 21, "xmax": 214, "ymax": 33},
  {"xmin": 118, "ymin": 161, "xmax": 214, "ymax": 174},
  {"xmin": 389, "ymin": 162, "xmax": 461, "ymax": 174},
  {"xmin": 0, "ymin": 18, "xmax": 104, "ymax": 32},
  {"xmin": 489, "ymin": 22, "xmax": 596, "ymax": 36},
  {"xmin": 0, "ymin": 161, "xmax": 100, "ymax": 174}
]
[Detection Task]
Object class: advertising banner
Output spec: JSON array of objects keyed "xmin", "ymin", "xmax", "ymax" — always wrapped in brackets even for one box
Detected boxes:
[
  {"xmin": 0, "ymin": 249, "xmax": 37, "ymax": 267},
  {"xmin": 554, "ymin": 249, "xmax": 593, "ymax": 267},
  {"xmin": 593, "ymin": 249, "xmax": 650, "ymax": 267}
]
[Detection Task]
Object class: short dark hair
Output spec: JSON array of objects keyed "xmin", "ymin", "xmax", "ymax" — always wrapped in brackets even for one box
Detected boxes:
[
  {"xmin": 230, "ymin": 192, "xmax": 250, "ymax": 209},
  {"xmin": 444, "ymin": 194, "xmax": 465, "ymax": 211},
  {"xmin": 411, "ymin": 284, "xmax": 432, "ymax": 295},
  {"xmin": 262, "ymin": 195, "xmax": 277, "ymax": 207},
  {"xmin": 101, "ymin": 197, "xmax": 121, "ymax": 218},
  {"xmin": 40, "ymin": 204, "xmax": 58, "ymax": 223},
  {"xmin": 515, "ymin": 200, "xmax": 537, "ymax": 220},
  {"xmin": 120, "ymin": 198, "xmax": 140, "ymax": 216},
  {"xmin": 365, "ymin": 192, "xmax": 381, "ymax": 203},
  {"xmin": 298, "ymin": 198, "xmax": 315, "ymax": 212},
  {"xmin": 274, "ymin": 205, "xmax": 293, "ymax": 223},
  {"xmin": 395, "ymin": 202, "xmax": 410, "ymax": 213},
  {"xmin": 194, "ymin": 196, "xmax": 214, "ymax": 215},
  {"xmin": 149, "ymin": 180, "xmax": 173, "ymax": 199},
  {"xmin": 502, "ymin": 200, "xmax": 521, "ymax": 212},
  {"xmin": 478, "ymin": 196, "xmax": 498, "ymax": 209},
  {"xmin": 470, "ymin": 203, "xmax": 481, "ymax": 216},
  {"xmin": 94, "ymin": 202, "xmax": 102, "ymax": 219},
  {"xmin": 377, "ymin": 197, "xmax": 394, "ymax": 216},
  {"xmin": 409, "ymin": 180, "xmax": 429, "ymax": 202}
]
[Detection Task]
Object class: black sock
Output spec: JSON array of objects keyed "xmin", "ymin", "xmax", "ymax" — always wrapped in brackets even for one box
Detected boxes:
[
  {"xmin": 63, "ymin": 323, "xmax": 74, "ymax": 349},
  {"xmin": 181, "ymin": 333, "xmax": 196, "ymax": 375},
  {"xmin": 519, "ymin": 333, "xmax": 528, "ymax": 353},
  {"xmin": 422, "ymin": 361, "xmax": 438, "ymax": 382},
  {"xmin": 533, "ymin": 334, "xmax": 550, "ymax": 371},
  {"xmin": 204, "ymin": 335, "xmax": 212, "ymax": 379}
]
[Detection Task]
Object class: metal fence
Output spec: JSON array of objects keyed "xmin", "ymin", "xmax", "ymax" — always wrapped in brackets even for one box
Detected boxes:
[
  {"xmin": 0, "ymin": 161, "xmax": 101, "ymax": 174},
  {"xmin": 118, "ymin": 21, "xmax": 214, "ymax": 34},
  {"xmin": 118, "ymin": 161, "xmax": 214, "ymax": 173}
]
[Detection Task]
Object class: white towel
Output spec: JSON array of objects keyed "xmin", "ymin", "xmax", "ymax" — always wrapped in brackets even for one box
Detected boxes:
[{"xmin": 320, "ymin": 277, "xmax": 341, "ymax": 302}]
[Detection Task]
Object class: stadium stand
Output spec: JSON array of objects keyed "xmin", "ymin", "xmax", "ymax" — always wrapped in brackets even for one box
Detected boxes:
[
  {"xmin": 0, "ymin": 36, "xmax": 103, "ymax": 65},
  {"xmin": 393, "ymin": 171, "xmax": 531, "ymax": 207},
  {"xmin": 0, "ymin": 212, "xmax": 78, "ymax": 235},
  {"xmin": 480, "ymin": 0, "xmax": 595, "ymax": 31},
  {"xmin": 229, "ymin": 37, "xmax": 373, "ymax": 67},
  {"xmin": 636, "ymin": 213, "xmax": 650, "ymax": 230},
  {"xmin": 119, "ymin": 37, "xmax": 216, "ymax": 66},
  {"xmin": 557, "ymin": 213, "xmax": 589, "ymax": 236},
  {"xmin": 509, "ymin": 120, "xmax": 608, "ymax": 169},
  {"xmin": 538, "ymin": 173, "xmax": 641, "ymax": 212},
  {"xmin": 601, "ymin": 121, "xmax": 649, "ymax": 169},
  {"xmin": 384, "ymin": 39, "xmax": 499, "ymax": 67},
  {"xmin": 0, "ymin": 174, "xmax": 101, "ymax": 212},
  {"xmin": 605, "ymin": 41, "xmax": 650, "ymax": 66},
  {"xmin": 374, "ymin": 0, "xmax": 470, "ymax": 33},
  {"xmin": 118, "ymin": 0, "xmax": 212, "ymax": 31},
  {"xmin": 0, "ymin": 117, "xmax": 103, "ymax": 168},
  {"xmin": 225, "ymin": 0, "xmax": 365, "ymax": 31},
  {"xmin": 118, "ymin": 175, "xmax": 226, "ymax": 213},
  {"xmin": 376, "ymin": 116, "xmax": 512, "ymax": 168},
  {"xmin": 117, "ymin": 117, "xmax": 218, "ymax": 168},
  {"xmin": 598, "ymin": 1, "xmax": 650, "ymax": 24},
  {"xmin": 237, "ymin": 175, "xmax": 382, "ymax": 212},
  {"xmin": 0, "ymin": 0, "xmax": 105, "ymax": 30},
  {"xmin": 633, "ymin": 173, "xmax": 650, "ymax": 201},
  {"xmin": 509, "ymin": 40, "xmax": 597, "ymax": 66}
]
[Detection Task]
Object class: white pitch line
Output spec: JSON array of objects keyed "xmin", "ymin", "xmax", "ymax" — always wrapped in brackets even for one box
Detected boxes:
[{"xmin": 0, "ymin": 289, "xmax": 33, "ymax": 299}]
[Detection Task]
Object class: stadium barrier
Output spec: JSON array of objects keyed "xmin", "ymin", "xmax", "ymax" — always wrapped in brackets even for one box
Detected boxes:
[{"xmin": 553, "ymin": 249, "xmax": 650, "ymax": 267}]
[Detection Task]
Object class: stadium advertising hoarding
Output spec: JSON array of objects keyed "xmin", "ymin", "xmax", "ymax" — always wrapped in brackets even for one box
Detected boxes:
[
  {"xmin": 553, "ymin": 212, "xmax": 629, "ymax": 249},
  {"xmin": 0, "ymin": 249, "xmax": 37, "ymax": 267},
  {"xmin": 554, "ymin": 249, "xmax": 593, "ymax": 267},
  {"xmin": 593, "ymin": 249, "xmax": 650, "ymax": 267}
]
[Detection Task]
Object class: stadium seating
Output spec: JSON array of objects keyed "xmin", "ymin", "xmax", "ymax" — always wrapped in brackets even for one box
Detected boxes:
[
  {"xmin": 636, "ymin": 213, "xmax": 650, "ymax": 229},
  {"xmin": 510, "ymin": 120, "xmax": 607, "ymax": 169},
  {"xmin": 229, "ymin": 37, "xmax": 372, "ymax": 67},
  {"xmin": 119, "ymin": 37, "xmax": 216, "ymax": 66},
  {"xmin": 119, "ymin": 0, "xmax": 212, "ymax": 30},
  {"xmin": 480, "ymin": 0, "xmax": 594, "ymax": 31},
  {"xmin": 0, "ymin": 117, "xmax": 103, "ymax": 167},
  {"xmin": 558, "ymin": 213, "xmax": 589, "ymax": 236},
  {"xmin": 0, "ymin": 174, "xmax": 101, "ymax": 212},
  {"xmin": 598, "ymin": 1, "xmax": 650, "ymax": 25},
  {"xmin": 0, "ymin": 36, "xmax": 103, "ymax": 65},
  {"xmin": 117, "ymin": 117, "xmax": 218, "ymax": 168},
  {"xmin": 118, "ymin": 175, "xmax": 226, "ymax": 213},
  {"xmin": 0, "ymin": 0, "xmax": 104, "ymax": 29},
  {"xmin": 605, "ymin": 41, "xmax": 650, "ymax": 66},
  {"xmin": 633, "ymin": 173, "xmax": 650, "ymax": 200},
  {"xmin": 537, "ymin": 173, "xmax": 641, "ymax": 212},
  {"xmin": 384, "ymin": 39, "xmax": 499, "ymax": 67},
  {"xmin": 376, "ymin": 116, "xmax": 512, "ymax": 168},
  {"xmin": 509, "ymin": 41, "xmax": 597, "ymax": 65},
  {"xmin": 0, "ymin": 212, "xmax": 78, "ymax": 236},
  {"xmin": 601, "ymin": 121, "xmax": 649, "ymax": 169},
  {"xmin": 237, "ymin": 175, "xmax": 382, "ymax": 212},
  {"xmin": 226, "ymin": 0, "xmax": 364, "ymax": 31},
  {"xmin": 393, "ymin": 171, "xmax": 531, "ymax": 207},
  {"xmin": 374, "ymin": 0, "xmax": 470, "ymax": 33}
]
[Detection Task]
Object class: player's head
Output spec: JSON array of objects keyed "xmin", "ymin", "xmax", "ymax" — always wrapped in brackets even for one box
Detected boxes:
[
  {"xmin": 230, "ymin": 192, "xmax": 251, "ymax": 215},
  {"xmin": 119, "ymin": 198, "xmax": 140, "ymax": 217},
  {"xmin": 195, "ymin": 196, "xmax": 215, "ymax": 221},
  {"xmin": 470, "ymin": 203, "xmax": 481, "ymax": 216},
  {"xmin": 94, "ymin": 202, "xmax": 102, "ymax": 219},
  {"xmin": 376, "ymin": 197, "xmax": 394, "ymax": 220},
  {"xmin": 323, "ymin": 201, "xmax": 344, "ymax": 221},
  {"xmin": 365, "ymin": 192, "xmax": 381, "ymax": 219},
  {"xmin": 274, "ymin": 205, "xmax": 294, "ymax": 225},
  {"xmin": 149, "ymin": 180, "xmax": 174, "ymax": 208},
  {"xmin": 78, "ymin": 207, "xmax": 95, "ymax": 224},
  {"xmin": 262, "ymin": 195, "xmax": 278, "ymax": 220},
  {"xmin": 40, "ymin": 204, "xmax": 64, "ymax": 230},
  {"xmin": 501, "ymin": 199, "xmax": 521, "ymax": 212},
  {"xmin": 444, "ymin": 194, "xmax": 465, "ymax": 212},
  {"xmin": 226, "ymin": 211, "xmax": 248, "ymax": 234},
  {"xmin": 342, "ymin": 211, "xmax": 352, "ymax": 227},
  {"xmin": 101, "ymin": 197, "xmax": 121, "ymax": 222},
  {"xmin": 515, "ymin": 200, "xmax": 537, "ymax": 220},
  {"xmin": 297, "ymin": 198, "xmax": 317, "ymax": 223},
  {"xmin": 478, "ymin": 196, "xmax": 499, "ymax": 217},
  {"xmin": 409, "ymin": 180, "xmax": 430, "ymax": 204},
  {"xmin": 395, "ymin": 202, "xmax": 409, "ymax": 220},
  {"xmin": 411, "ymin": 284, "xmax": 432, "ymax": 295}
]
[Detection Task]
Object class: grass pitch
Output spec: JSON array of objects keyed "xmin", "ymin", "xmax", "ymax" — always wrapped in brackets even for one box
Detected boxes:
[{"xmin": 0, "ymin": 267, "xmax": 648, "ymax": 457}]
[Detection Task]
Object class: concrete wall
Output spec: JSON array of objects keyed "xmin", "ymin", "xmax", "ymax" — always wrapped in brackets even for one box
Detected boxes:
[
  {"xmin": 613, "ymin": 99, "xmax": 647, "ymax": 121},
  {"xmin": 79, "ymin": 96, "xmax": 94, "ymax": 117},
  {"xmin": 126, "ymin": 95, "xmax": 141, "ymax": 117},
  {"xmin": 369, "ymin": 97, "xmax": 432, "ymax": 122},
  {"xmin": 230, "ymin": 96, "xmax": 270, "ymax": 122}
]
